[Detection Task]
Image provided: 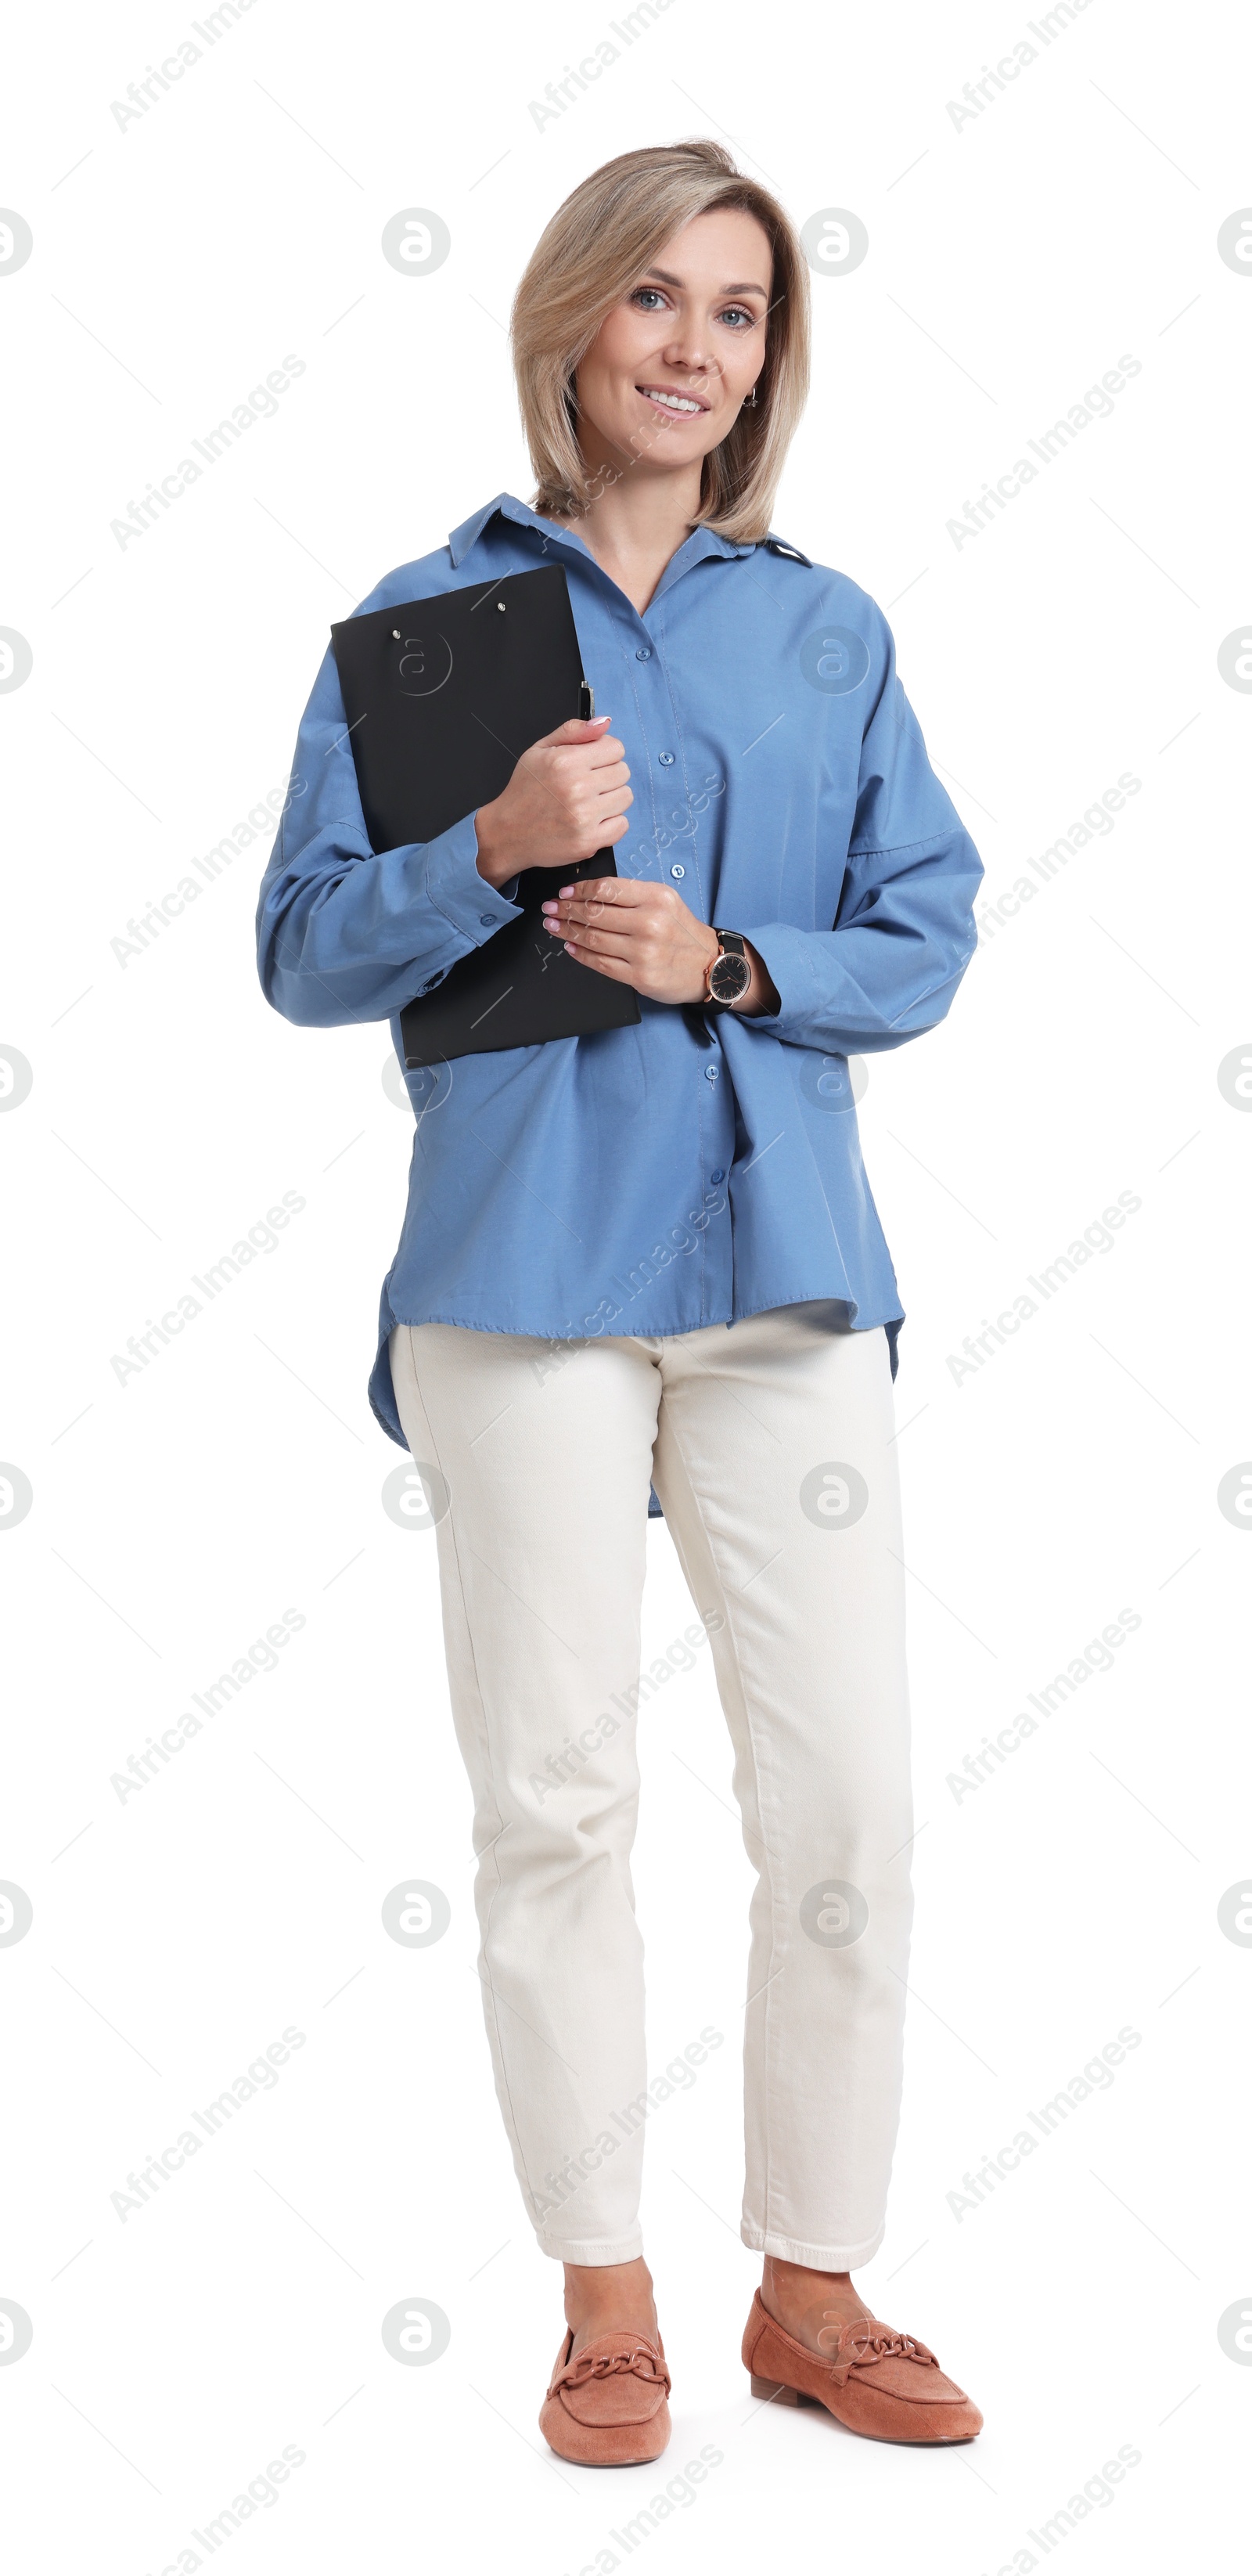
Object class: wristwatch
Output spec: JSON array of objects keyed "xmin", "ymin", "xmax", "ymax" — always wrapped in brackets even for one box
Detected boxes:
[{"xmin": 704, "ymin": 929, "xmax": 752, "ymax": 1008}]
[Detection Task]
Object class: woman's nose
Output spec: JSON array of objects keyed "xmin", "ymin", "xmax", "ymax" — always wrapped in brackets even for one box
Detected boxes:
[{"xmin": 663, "ymin": 344, "xmax": 718, "ymax": 383}]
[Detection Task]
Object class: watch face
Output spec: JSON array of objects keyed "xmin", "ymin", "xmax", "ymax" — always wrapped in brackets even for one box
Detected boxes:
[{"xmin": 709, "ymin": 949, "xmax": 751, "ymax": 1003}]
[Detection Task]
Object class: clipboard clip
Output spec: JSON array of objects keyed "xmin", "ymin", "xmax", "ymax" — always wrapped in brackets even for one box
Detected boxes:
[{"xmin": 578, "ymin": 681, "xmax": 595, "ymax": 721}]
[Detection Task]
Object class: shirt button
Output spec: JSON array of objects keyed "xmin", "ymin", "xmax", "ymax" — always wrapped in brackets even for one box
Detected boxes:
[
  {"xmin": 658, "ymin": 751, "xmax": 675, "ymax": 766},
  {"xmin": 704, "ymin": 1065, "xmax": 719, "ymax": 1083},
  {"xmin": 479, "ymin": 913, "xmax": 496, "ymax": 926},
  {"xmin": 670, "ymin": 863, "xmax": 685, "ymax": 879},
  {"xmin": 711, "ymin": 1168, "xmax": 725, "ymax": 1184},
  {"xmin": 636, "ymin": 646, "xmax": 653, "ymax": 661}
]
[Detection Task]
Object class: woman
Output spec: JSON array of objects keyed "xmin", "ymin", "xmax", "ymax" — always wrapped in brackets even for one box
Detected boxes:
[{"xmin": 257, "ymin": 139, "xmax": 984, "ymax": 2464}]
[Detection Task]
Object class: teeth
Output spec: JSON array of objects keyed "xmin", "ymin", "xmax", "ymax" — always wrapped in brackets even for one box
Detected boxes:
[{"xmin": 646, "ymin": 389, "xmax": 701, "ymax": 413}]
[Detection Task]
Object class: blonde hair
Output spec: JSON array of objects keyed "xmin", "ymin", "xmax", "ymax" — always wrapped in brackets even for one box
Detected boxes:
[{"xmin": 510, "ymin": 140, "xmax": 810, "ymax": 543}]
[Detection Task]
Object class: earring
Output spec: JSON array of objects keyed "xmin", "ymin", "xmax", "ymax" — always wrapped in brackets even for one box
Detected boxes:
[{"xmin": 747, "ymin": 384, "xmax": 758, "ymax": 407}]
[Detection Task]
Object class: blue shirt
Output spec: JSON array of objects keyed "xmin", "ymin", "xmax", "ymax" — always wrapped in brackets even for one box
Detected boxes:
[{"xmin": 256, "ymin": 492, "xmax": 983, "ymax": 1461}]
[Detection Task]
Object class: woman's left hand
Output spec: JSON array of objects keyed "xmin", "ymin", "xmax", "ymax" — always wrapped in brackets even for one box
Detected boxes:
[{"xmin": 541, "ymin": 877, "xmax": 779, "ymax": 1013}]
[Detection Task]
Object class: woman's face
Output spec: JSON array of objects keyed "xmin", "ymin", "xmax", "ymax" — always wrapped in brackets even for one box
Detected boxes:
[{"xmin": 572, "ymin": 206, "xmax": 772, "ymax": 481}]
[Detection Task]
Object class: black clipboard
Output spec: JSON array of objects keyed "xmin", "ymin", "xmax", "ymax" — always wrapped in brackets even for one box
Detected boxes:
[{"xmin": 330, "ymin": 564, "xmax": 642, "ymax": 1068}]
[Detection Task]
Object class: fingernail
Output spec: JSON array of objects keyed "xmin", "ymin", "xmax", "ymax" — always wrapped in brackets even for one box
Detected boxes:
[
  {"xmin": 558, "ymin": 884, "xmax": 574, "ymax": 897},
  {"xmin": 541, "ymin": 901, "xmax": 556, "ymax": 913}
]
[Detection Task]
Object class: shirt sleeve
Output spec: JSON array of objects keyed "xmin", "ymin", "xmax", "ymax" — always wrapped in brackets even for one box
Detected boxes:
[
  {"xmin": 255, "ymin": 639, "xmax": 523, "ymax": 1029},
  {"xmin": 738, "ymin": 612, "xmax": 983, "ymax": 1056}
]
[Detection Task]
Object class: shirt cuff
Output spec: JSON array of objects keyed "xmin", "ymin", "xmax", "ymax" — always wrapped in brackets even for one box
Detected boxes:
[
  {"xmin": 738, "ymin": 923, "xmax": 812, "ymax": 1032},
  {"xmin": 423, "ymin": 811, "xmax": 524, "ymax": 947}
]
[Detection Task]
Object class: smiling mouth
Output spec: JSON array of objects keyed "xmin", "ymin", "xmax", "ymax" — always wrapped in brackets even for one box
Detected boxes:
[{"xmin": 636, "ymin": 384, "xmax": 709, "ymax": 416}]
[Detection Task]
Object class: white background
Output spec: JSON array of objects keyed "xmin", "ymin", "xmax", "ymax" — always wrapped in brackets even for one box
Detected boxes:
[{"xmin": 2, "ymin": 1, "xmax": 1249, "ymax": 2567}]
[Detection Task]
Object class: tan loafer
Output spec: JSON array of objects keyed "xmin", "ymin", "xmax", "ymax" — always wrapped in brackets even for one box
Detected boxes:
[
  {"xmin": 743, "ymin": 2292, "xmax": 982, "ymax": 2444},
  {"xmin": 539, "ymin": 2329, "xmax": 671, "ymax": 2466}
]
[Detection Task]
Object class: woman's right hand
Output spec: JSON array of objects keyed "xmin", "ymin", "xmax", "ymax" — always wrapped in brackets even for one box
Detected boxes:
[{"xmin": 474, "ymin": 715, "xmax": 632, "ymax": 888}]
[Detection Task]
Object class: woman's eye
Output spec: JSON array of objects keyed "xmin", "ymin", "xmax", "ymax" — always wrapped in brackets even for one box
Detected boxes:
[
  {"xmin": 632, "ymin": 287, "xmax": 667, "ymax": 310},
  {"xmin": 720, "ymin": 305, "xmax": 754, "ymax": 328}
]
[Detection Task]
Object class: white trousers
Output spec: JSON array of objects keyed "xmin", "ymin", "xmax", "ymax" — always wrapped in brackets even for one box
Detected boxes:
[{"xmin": 389, "ymin": 1303, "xmax": 912, "ymax": 2268}]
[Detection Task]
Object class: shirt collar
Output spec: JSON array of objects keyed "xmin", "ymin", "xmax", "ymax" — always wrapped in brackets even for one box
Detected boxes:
[
  {"xmin": 448, "ymin": 492, "xmax": 523, "ymax": 564},
  {"xmin": 448, "ymin": 490, "xmax": 765, "ymax": 573},
  {"xmin": 763, "ymin": 531, "xmax": 813, "ymax": 566}
]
